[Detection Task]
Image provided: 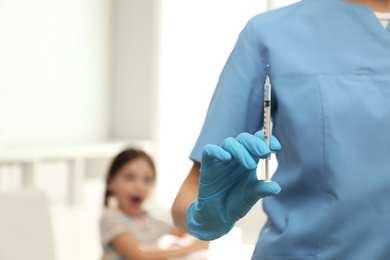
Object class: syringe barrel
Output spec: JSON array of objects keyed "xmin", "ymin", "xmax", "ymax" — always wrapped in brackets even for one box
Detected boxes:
[
  {"xmin": 264, "ymin": 84, "xmax": 271, "ymax": 102},
  {"xmin": 263, "ymin": 81, "xmax": 271, "ymax": 147}
]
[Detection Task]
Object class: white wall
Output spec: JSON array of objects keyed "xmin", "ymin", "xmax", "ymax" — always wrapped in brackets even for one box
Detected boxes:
[
  {"xmin": 0, "ymin": 0, "xmax": 111, "ymax": 147},
  {"xmin": 110, "ymin": 0, "xmax": 161, "ymax": 141},
  {"xmin": 268, "ymin": 0, "xmax": 301, "ymax": 10}
]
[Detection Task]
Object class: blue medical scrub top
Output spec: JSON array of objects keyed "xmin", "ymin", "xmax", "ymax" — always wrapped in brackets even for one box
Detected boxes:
[{"xmin": 189, "ymin": 0, "xmax": 390, "ymax": 259}]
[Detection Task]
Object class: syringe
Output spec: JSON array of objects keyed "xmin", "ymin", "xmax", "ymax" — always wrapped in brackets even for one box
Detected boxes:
[{"xmin": 263, "ymin": 65, "xmax": 271, "ymax": 182}]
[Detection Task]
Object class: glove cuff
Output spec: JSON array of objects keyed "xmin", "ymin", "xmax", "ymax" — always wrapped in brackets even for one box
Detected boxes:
[{"xmin": 187, "ymin": 201, "xmax": 234, "ymax": 241}]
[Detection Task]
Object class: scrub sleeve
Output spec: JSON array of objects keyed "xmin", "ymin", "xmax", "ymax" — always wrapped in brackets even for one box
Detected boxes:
[{"xmin": 189, "ymin": 20, "xmax": 267, "ymax": 162}]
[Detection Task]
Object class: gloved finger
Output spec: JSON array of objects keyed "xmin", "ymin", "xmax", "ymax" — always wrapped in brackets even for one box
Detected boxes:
[
  {"xmin": 201, "ymin": 144, "xmax": 232, "ymax": 166},
  {"xmin": 221, "ymin": 137, "xmax": 257, "ymax": 170},
  {"xmin": 254, "ymin": 131, "xmax": 281, "ymax": 152},
  {"xmin": 236, "ymin": 132, "xmax": 271, "ymax": 160},
  {"xmin": 251, "ymin": 180, "xmax": 281, "ymax": 198}
]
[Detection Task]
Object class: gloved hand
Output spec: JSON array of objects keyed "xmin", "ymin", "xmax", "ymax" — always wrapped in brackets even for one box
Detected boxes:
[{"xmin": 187, "ymin": 131, "xmax": 281, "ymax": 240}]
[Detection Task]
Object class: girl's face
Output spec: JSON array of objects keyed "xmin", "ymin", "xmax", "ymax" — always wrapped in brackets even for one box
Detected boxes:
[{"xmin": 108, "ymin": 157, "xmax": 155, "ymax": 216}]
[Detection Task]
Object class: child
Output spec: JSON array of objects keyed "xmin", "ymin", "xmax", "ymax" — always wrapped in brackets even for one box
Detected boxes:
[{"xmin": 100, "ymin": 148, "xmax": 208, "ymax": 260}]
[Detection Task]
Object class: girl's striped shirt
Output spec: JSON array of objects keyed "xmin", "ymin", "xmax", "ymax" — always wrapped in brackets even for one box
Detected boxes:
[{"xmin": 100, "ymin": 208, "xmax": 173, "ymax": 260}]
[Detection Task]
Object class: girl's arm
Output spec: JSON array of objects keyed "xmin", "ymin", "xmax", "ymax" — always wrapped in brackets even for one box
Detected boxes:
[{"xmin": 112, "ymin": 232, "xmax": 208, "ymax": 260}]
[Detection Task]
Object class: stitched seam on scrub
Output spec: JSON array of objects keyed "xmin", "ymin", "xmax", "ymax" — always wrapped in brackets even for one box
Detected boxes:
[{"xmin": 315, "ymin": 74, "xmax": 330, "ymax": 259}]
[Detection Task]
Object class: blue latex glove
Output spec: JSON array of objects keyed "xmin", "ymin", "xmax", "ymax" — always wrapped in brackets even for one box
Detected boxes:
[{"xmin": 187, "ymin": 131, "xmax": 281, "ymax": 240}]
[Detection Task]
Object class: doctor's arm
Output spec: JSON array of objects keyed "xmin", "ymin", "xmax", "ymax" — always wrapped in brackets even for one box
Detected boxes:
[
  {"xmin": 172, "ymin": 161, "xmax": 201, "ymax": 234},
  {"xmin": 171, "ymin": 18, "xmax": 284, "ymax": 240}
]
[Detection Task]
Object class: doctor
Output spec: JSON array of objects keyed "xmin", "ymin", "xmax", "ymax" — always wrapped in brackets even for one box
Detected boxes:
[{"xmin": 172, "ymin": 0, "xmax": 390, "ymax": 259}]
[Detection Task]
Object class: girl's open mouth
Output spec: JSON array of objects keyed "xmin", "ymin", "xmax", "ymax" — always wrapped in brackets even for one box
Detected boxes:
[{"xmin": 129, "ymin": 196, "xmax": 142, "ymax": 207}]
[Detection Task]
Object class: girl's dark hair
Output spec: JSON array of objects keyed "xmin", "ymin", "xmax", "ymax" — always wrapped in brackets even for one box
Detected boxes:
[{"xmin": 104, "ymin": 148, "xmax": 156, "ymax": 207}]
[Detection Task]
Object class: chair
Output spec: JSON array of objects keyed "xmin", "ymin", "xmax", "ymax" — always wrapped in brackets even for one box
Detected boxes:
[{"xmin": 0, "ymin": 189, "xmax": 56, "ymax": 260}]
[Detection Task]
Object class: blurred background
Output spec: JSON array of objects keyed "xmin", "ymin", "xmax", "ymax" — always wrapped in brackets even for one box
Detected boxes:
[{"xmin": 0, "ymin": 0, "xmax": 299, "ymax": 259}]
